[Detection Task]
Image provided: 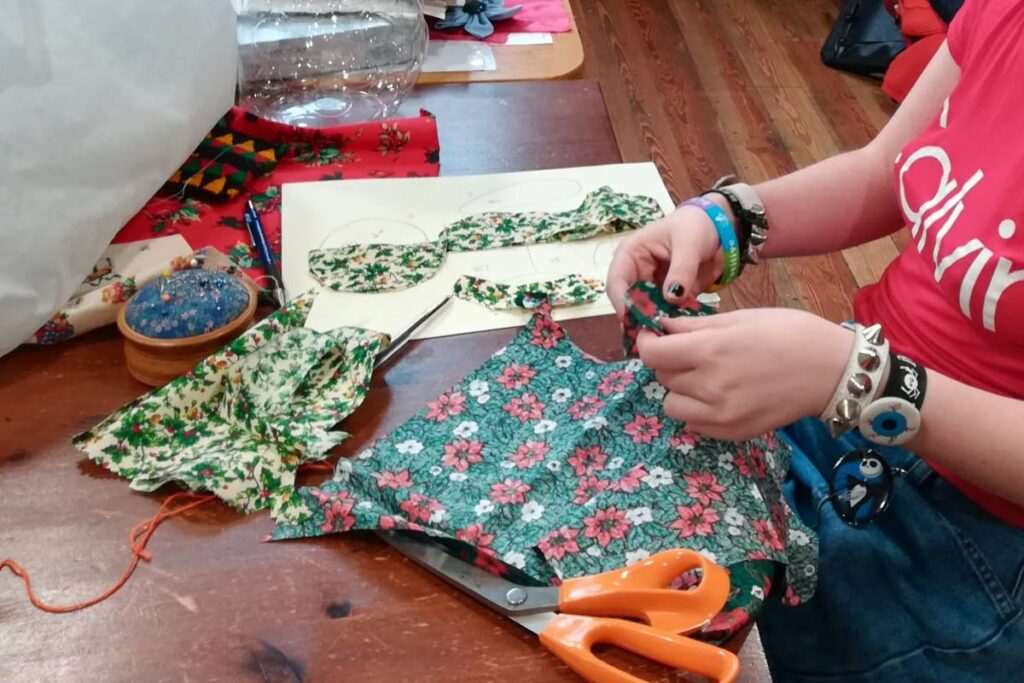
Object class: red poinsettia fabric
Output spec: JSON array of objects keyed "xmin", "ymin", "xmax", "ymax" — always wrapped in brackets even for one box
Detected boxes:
[{"xmin": 112, "ymin": 108, "xmax": 441, "ymax": 283}]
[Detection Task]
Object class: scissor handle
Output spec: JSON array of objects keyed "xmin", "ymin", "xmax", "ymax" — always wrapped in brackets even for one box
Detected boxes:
[
  {"xmin": 558, "ymin": 549, "xmax": 729, "ymax": 635},
  {"xmin": 539, "ymin": 614, "xmax": 739, "ymax": 683}
]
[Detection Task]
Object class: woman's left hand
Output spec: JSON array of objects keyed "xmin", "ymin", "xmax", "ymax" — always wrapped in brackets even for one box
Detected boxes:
[{"xmin": 636, "ymin": 308, "xmax": 854, "ymax": 440}]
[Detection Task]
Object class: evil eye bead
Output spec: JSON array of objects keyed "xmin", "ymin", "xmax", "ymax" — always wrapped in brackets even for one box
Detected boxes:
[{"xmin": 859, "ymin": 397, "xmax": 920, "ymax": 445}]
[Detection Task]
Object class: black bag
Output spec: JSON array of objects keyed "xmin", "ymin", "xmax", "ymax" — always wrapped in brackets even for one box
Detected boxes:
[
  {"xmin": 929, "ymin": 0, "xmax": 966, "ymax": 24},
  {"xmin": 821, "ymin": 0, "xmax": 906, "ymax": 79}
]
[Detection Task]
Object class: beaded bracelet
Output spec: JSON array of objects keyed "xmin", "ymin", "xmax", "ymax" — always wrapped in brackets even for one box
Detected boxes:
[{"xmin": 678, "ymin": 197, "xmax": 741, "ymax": 288}]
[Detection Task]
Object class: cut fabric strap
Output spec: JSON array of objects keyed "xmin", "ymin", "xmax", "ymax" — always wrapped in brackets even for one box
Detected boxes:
[
  {"xmin": 453, "ymin": 274, "xmax": 604, "ymax": 310},
  {"xmin": 74, "ymin": 295, "xmax": 387, "ymax": 522},
  {"xmin": 308, "ymin": 186, "xmax": 664, "ymax": 293},
  {"xmin": 272, "ymin": 283, "xmax": 819, "ymax": 642}
]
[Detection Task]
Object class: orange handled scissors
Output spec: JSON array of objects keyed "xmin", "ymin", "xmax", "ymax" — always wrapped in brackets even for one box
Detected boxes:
[{"xmin": 379, "ymin": 531, "xmax": 739, "ymax": 683}]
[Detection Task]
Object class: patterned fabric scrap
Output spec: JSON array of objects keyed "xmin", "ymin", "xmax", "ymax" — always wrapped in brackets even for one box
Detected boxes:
[
  {"xmin": 162, "ymin": 117, "xmax": 285, "ymax": 203},
  {"xmin": 453, "ymin": 274, "xmax": 604, "ymax": 310},
  {"xmin": 28, "ymin": 241, "xmax": 250, "ymax": 346},
  {"xmin": 74, "ymin": 296, "xmax": 387, "ymax": 522},
  {"xmin": 307, "ymin": 186, "xmax": 664, "ymax": 293},
  {"xmin": 621, "ymin": 280, "xmax": 716, "ymax": 357},
  {"xmin": 272, "ymin": 295, "xmax": 819, "ymax": 639},
  {"xmin": 309, "ymin": 242, "xmax": 447, "ymax": 293}
]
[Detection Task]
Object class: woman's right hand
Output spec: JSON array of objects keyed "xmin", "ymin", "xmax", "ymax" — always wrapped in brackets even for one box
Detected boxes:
[{"xmin": 606, "ymin": 203, "xmax": 726, "ymax": 316}]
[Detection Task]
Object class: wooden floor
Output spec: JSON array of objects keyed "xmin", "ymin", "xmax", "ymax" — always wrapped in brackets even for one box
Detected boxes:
[{"xmin": 569, "ymin": 0, "xmax": 901, "ymax": 320}]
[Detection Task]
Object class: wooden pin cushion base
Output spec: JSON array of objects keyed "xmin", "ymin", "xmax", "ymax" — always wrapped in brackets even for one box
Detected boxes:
[{"xmin": 115, "ymin": 283, "xmax": 258, "ymax": 387}]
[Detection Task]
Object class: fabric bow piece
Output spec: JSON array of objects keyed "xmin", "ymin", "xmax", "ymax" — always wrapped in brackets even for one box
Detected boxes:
[
  {"xmin": 434, "ymin": 0, "xmax": 524, "ymax": 39},
  {"xmin": 308, "ymin": 186, "xmax": 665, "ymax": 294}
]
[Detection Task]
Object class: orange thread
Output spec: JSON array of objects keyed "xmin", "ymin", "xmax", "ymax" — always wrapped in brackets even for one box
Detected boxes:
[{"xmin": 1, "ymin": 492, "xmax": 215, "ymax": 614}]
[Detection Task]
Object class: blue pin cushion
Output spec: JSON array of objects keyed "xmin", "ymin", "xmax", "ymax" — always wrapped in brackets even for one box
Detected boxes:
[
  {"xmin": 124, "ymin": 270, "xmax": 251, "ymax": 339},
  {"xmin": 118, "ymin": 269, "xmax": 257, "ymax": 386}
]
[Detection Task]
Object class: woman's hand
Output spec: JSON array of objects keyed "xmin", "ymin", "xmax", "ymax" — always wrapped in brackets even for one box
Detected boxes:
[
  {"xmin": 637, "ymin": 308, "xmax": 854, "ymax": 440},
  {"xmin": 606, "ymin": 204, "xmax": 725, "ymax": 316}
]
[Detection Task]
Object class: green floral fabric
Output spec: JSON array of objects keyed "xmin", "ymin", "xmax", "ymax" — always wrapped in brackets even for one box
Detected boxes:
[
  {"xmin": 309, "ymin": 242, "xmax": 447, "ymax": 293},
  {"xmin": 440, "ymin": 186, "xmax": 663, "ymax": 250},
  {"xmin": 272, "ymin": 292, "xmax": 818, "ymax": 639},
  {"xmin": 307, "ymin": 186, "xmax": 664, "ymax": 292},
  {"xmin": 73, "ymin": 296, "xmax": 387, "ymax": 522},
  {"xmin": 621, "ymin": 280, "xmax": 717, "ymax": 356},
  {"xmin": 452, "ymin": 274, "xmax": 604, "ymax": 310}
]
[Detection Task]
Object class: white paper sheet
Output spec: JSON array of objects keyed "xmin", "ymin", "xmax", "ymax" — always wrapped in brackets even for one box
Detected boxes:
[
  {"xmin": 503, "ymin": 32, "xmax": 554, "ymax": 45},
  {"xmin": 423, "ymin": 40, "xmax": 496, "ymax": 72},
  {"xmin": 283, "ymin": 163, "xmax": 697, "ymax": 340}
]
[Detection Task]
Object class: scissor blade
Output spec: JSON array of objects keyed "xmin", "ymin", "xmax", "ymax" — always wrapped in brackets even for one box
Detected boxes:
[
  {"xmin": 374, "ymin": 295, "xmax": 452, "ymax": 368},
  {"xmin": 378, "ymin": 531, "xmax": 559, "ymax": 617},
  {"xmin": 509, "ymin": 611, "xmax": 557, "ymax": 636}
]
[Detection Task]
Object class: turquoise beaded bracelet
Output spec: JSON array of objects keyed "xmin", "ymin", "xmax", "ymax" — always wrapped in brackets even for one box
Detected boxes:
[{"xmin": 679, "ymin": 197, "xmax": 741, "ymax": 287}]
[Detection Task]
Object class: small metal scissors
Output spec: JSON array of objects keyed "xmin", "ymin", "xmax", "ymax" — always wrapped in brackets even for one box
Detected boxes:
[
  {"xmin": 374, "ymin": 294, "xmax": 453, "ymax": 369},
  {"xmin": 379, "ymin": 531, "xmax": 740, "ymax": 682}
]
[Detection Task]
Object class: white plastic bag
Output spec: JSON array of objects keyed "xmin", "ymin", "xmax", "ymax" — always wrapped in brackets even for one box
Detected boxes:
[{"xmin": 0, "ymin": 0, "xmax": 238, "ymax": 358}]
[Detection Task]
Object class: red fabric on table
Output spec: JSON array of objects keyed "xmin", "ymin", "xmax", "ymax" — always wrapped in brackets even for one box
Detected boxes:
[
  {"xmin": 428, "ymin": 0, "xmax": 571, "ymax": 45},
  {"xmin": 112, "ymin": 108, "xmax": 441, "ymax": 284}
]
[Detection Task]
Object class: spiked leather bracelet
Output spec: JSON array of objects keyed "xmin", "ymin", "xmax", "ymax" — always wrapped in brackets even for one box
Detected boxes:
[{"xmin": 819, "ymin": 322, "xmax": 890, "ymax": 438}]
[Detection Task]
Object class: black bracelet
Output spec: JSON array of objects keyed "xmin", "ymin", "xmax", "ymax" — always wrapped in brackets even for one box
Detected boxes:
[
  {"xmin": 701, "ymin": 183, "xmax": 770, "ymax": 266},
  {"xmin": 881, "ymin": 353, "xmax": 927, "ymax": 410}
]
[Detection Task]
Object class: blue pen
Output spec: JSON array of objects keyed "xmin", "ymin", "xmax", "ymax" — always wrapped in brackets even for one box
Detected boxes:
[{"xmin": 243, "ymin": 200, "xmax": 286, "ymax": 308}]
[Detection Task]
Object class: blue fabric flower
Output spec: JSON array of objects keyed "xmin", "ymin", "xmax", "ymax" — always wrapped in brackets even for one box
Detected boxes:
[{"xmin": 434, "ymin": 0, "xmax": 523, "ymax": 40}]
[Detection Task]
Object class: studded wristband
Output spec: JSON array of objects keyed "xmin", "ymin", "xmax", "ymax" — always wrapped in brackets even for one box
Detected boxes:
[{"xmin": 819, "ymin": 322, "xmax": 891, "ymax": 438}]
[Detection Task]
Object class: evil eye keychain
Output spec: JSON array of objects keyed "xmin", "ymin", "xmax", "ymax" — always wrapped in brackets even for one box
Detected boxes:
[{"xmin": 822, "ymin": 449, "xmax": 905, "ymax": 527}]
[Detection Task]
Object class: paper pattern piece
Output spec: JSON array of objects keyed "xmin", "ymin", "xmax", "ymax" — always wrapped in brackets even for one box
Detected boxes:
[{"xmin": 286, "ymin": 162, "xmax": 678, "ymax": 341}]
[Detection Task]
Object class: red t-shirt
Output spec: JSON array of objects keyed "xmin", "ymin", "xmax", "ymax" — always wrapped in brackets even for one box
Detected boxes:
[{"xmin": 854, "ymin": 0, "xmax": 1024, "ymax": 526}]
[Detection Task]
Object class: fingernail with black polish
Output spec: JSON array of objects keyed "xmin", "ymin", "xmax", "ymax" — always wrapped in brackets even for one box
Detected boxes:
[{"xmin": 667, "ymin": 282, "xmax": 684, "ymax": 298}]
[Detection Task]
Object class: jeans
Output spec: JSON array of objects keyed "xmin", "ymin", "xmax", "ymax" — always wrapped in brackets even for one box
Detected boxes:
[{"xmin": 758, "ymin": 418, "xmax": 1024, "ymax": 682}]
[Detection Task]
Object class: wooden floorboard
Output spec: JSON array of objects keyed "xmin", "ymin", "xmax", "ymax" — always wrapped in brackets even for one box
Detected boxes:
[{"xmin": 570, "ymin": 0, "xmax": 900, "ymax": 320}]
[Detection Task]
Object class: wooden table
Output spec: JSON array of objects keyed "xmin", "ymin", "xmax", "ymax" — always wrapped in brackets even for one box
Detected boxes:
[
  {"xmin": 0, "ymin": 81, "xmax": 768, "ymax": 682},
  {"xmin": 419, "ymin": 0, "xmax": 583, "ymax": 84}
]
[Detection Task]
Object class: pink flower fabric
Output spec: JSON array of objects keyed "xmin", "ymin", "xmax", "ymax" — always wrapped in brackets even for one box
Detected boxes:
[
  {"xmin": 489, "ymin": 479, "xmax": 531, "ymax": 505},
  {"xmin": 441, "ymin": 439, "xmax": 484, "ymax": 471},
  {"xmin": 425, "ymin": 390, "xmax": 467, "ymax": 422},
  {"xmin": 670, "ymin": 503, "xmax": 720, "ymax": 538},
  {"xmin": 582, "ymin": 506, "xmax": 630, "ymax": 548}
]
